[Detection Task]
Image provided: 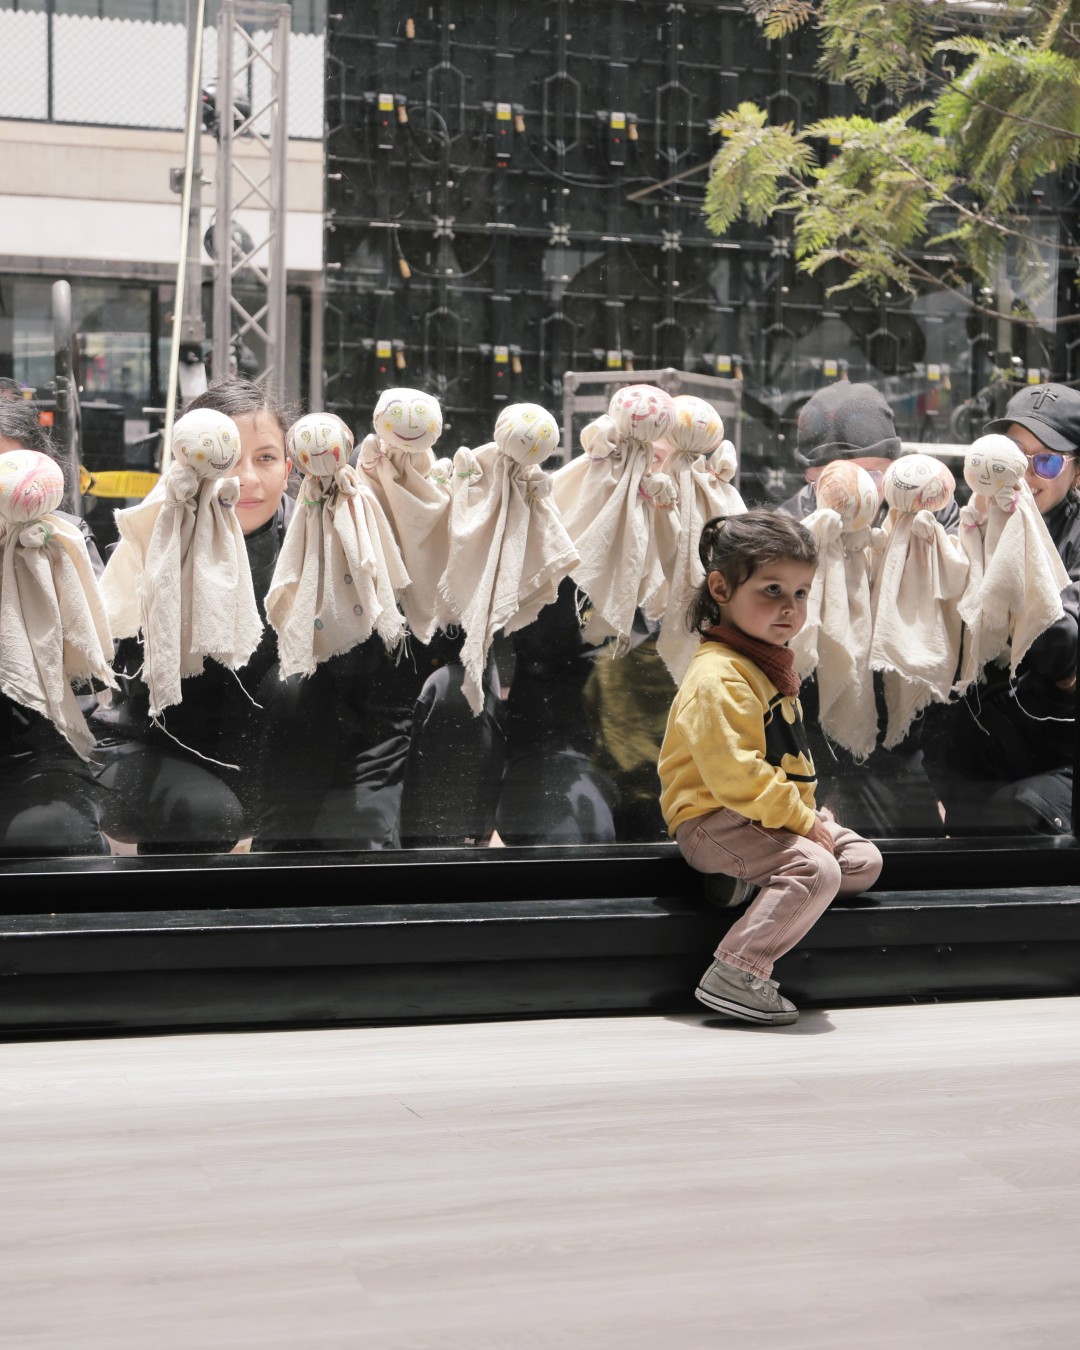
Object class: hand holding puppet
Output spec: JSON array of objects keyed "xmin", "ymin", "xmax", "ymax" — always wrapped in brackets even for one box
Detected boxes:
[
  {"xmin": 957, "ymin": 433, "xmax": 1071, "ymax": 690},
  {"xmin": 656, "ymin": 395, "xmax": 747, "ymax": 683},
  {"xmin": 442, "ymin": 403, "xmax": 579, "ymax": 714},
  {"xmin": 869, "ymin": 453, "xmax": 969, "ymax": 747},
  {"xmin": 357, "ymin": 387, "xmax": 452, "ymax": 643},
  {"xmin": 100, "ymin": 408, "xmax": 262, "ymax": 717},
  {"xmin": 550, "ymin": 383, "xmax": 677, "ymax": 653},
  {"xmin": 791, "ymin": 461, "xmax": 881, "ymax": 759},
  {"xmin": 0, "ymin": 449, "xmax": 116, "ymax": 758},
  {"xmin": 266, "ymin": 412, "xmax": 409, "ymax": 678}
]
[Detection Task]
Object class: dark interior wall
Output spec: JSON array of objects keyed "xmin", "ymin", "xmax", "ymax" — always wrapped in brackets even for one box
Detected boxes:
[{"xmin": 322, "ymin": 1, "xmax": 1080, "ymax": 500}]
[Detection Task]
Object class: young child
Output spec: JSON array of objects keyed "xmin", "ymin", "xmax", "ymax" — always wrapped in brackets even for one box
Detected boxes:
[{"xmin": 658, "ymin": 509, "xmax": 883, "ymax": 1025}]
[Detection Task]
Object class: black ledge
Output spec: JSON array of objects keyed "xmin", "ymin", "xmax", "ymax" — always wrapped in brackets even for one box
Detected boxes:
[
  {"xmin": 1, "ymin": 877, "xmax": 1078, "ymax": 1035},
  {"xmin": 1, "ymin": 833, "xmax": 1079, "ymax": 915}
]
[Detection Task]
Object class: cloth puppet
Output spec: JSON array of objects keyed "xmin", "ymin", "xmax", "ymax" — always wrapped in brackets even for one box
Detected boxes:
[
  {"xmin": 100, "ymin": 408, "xmax": 263, "ymax": 718},
  {"xmin": 441, "ymin": 403, "xmax": 580, "ymax": 715},
  {"xmin": 0, "ymin": 449, "xmax": 116, "ymax": 759},
  {"xmin": 956, "ymin": 433, "xmax": 1071, "ymax": 692},
  {"xmin": 655, "ymin": 394, "xmax": 747, "ymax": 683},
  {"xmin": 869, "ymin": 453, "xmax": 969, "ymax": 748},
  {"xmin": 266, "ymin": 412, "xmax": 409, "ymax": 678},
  {"xmin": 550, "ymin": 383, "xmax": 677, "ymax": 653},
  {"xmin": 790, "ymin": 460, "xmax": 881, "ymax": 760},
  {"xmin": 356, "ymin": 387, "xmax": 453, "ymax": 644}
]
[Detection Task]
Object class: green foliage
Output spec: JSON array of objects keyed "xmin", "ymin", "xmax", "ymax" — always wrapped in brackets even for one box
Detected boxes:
[
  {"xmin": 703, "ymin": 1, "xmax": 1080, "ymax": 314},
  {"xmin": 934, "ymin": 41, "xmax": 1080, "ymax": 207},
  {"xmin": 743, "ymin": 0, "xmax": 816, "ymax": 38},
  {"xmin": 816, "ymin": 0, "xmax": 941, "ymax": 98},
  {"xmin": 704, "ymin": 105, "xmax": 817, "ymax": 234}
]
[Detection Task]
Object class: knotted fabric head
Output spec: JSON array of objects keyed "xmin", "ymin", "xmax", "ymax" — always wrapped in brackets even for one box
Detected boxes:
[
  {"xmin": 357, "ymin": 387, "xmax": 451, "ymax": 643},
  {"xmin": 442, "ymin": 403, "xmax": 578, "ymax": 714},
  {"xmin": 957, "ymin": 436, "xmax": 1070, "ymax": 692},
  {"xmin": 871, "ymin": 462, "xmax": 969, "ymax": 747},
  {"xmin": 100, "ymin": 409, "xmax": 262, "ymax": 717},
  {"xmin": 0, "ymin": 449, "xmax": 116, "ymax": 758},
  {"xmin": 551, "ymin": 383, "xmax": 677, "ymax": 652},
  {"xmin": 814, "ymin": 459, "xmax": 879, "ymax": 533},
  {"xmin": 884, "ymin": 453, "xmax": 955, "ymax": 515},
  {"xmin": 657, "ymin": 396, "xmax": 747, "ymax": 684},
  {"xmin": 267, "ymin": 412, "xmax": 408, "ymax": 677}
]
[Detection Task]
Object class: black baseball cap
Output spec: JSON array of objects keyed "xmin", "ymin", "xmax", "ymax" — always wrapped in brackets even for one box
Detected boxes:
[
  {"xmin": 795, "ymin": 382, "xmax": 902, "ymax": 469},
  {"xmin": 984, "ymin": 383, "xmax": 1080, "ymax": 453}
]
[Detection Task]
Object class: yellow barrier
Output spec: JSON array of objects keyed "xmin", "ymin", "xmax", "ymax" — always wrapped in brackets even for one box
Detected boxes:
[{"xmin": 79, "ymin": 468, "xmax": 160, "ymax": 499}]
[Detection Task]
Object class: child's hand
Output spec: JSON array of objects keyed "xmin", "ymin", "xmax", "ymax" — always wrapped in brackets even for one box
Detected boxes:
[{"xmin": 806, "ymin": 817, "xmax": 836, "ymax": 855}]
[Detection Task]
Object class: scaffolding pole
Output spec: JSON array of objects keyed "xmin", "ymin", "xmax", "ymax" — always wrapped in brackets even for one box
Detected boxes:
[{"xmin": 211, "ymin": 0, "xmax": 289, "ymax": 392}]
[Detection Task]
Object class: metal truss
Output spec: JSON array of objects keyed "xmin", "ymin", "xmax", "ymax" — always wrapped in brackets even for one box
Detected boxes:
[{"xmin": 211, "ymin": 0, "xmax": 290, "ymax": 390}]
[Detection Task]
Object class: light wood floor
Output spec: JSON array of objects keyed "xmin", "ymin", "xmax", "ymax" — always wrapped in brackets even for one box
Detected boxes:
[{"xmin": 2, "ymin": 996, "xmax": 1079, "ymax": 1349}]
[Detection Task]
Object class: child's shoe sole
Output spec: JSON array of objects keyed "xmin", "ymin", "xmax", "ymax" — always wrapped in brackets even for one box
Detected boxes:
[{"xmin": 694, "ymin": 984, "xmax": 797, "ymax": 1024}]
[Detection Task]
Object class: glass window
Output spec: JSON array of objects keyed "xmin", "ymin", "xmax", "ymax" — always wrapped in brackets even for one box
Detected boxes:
[{"xmin": 0, "ymin": 0, "xmax": 1075, "ymax": 870}]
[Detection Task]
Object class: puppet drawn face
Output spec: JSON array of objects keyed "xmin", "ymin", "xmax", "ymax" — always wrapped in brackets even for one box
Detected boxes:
[
  {"xmin": 172, "ymin": 409, "xmax": 242, "ymax": 478},
  {"xmin": 608, "ymin": 384, "xmax": 675, "ymax": 444},
  {"xmin": 964, "ymin": 434, "xmax": 1026, "ymax": 500},
  {"xmin": 0, "ymin": 449, "xmax": 65, "ymax": 524},
  {"xmin": 667, "ymin": 395, "xmax": 725, "ymax": 457},
  {"xmin": 373, "ymin": 388, "xmax": 442, "ymax": 455},
  {"xmin": 884, "ymin": 453, "xmax": 955, "ymax": 515},
  {"xmin": 287, "ymin": 412, "xmax": 354, "ymax": 478},
  {"xmin": 494, "ymin": 403, "xmax": 559, "ymax": 466},
  {"xmin": 815, "ymin": 460, "xmax": 879, "ymax": 532}
]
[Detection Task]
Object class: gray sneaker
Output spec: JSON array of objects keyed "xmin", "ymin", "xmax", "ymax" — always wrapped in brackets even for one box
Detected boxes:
[{"xmin": 694, "ymin": 959, "xmax": 798, "ymax": 1025}]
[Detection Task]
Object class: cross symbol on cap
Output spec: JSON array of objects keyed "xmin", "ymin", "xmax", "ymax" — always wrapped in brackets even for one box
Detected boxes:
[{"xmin": 1029, "ymin": 387, "xmax": 1059, "ymax": 410}]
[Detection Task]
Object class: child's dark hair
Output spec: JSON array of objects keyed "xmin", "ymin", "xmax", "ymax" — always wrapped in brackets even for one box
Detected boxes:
[{"xmin": 687, "ymin": 508, "xmax": 818, "ymax": 633}]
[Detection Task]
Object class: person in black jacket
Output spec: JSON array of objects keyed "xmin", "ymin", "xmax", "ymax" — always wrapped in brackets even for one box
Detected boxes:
[
  {"xmin": 922, "ymin": 383, "xmax": 1080, "ymax": 833},
  {"xmin": 0, "ymin": 396, "xmax": 109, "ymax": 855},
  {"xmin": 92, "ymin": 378, "xmax": 415, "ymax": 853},
  {"xmin": 779, "ymin": 382, "xmax": 947, "ymax": 836}
]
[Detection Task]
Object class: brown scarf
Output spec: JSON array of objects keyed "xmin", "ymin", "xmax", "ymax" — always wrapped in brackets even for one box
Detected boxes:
[{"xmin": 701, "ymin": 623, "xmax": 801, "ymax": 697}]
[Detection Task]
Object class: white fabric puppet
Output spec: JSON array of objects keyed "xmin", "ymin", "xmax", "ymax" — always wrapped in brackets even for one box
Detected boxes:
[
  {"xmin": 791, "ymin": 460, "xmax": 881, "ymax": 760},
  {"xmin": 266, "ymin": 412, "xmax": 409, "ymax": 678},
  {"xmin": 655, "ymin": 394, "xmax": 747, "ymax": 684},
  {"xmin": 869, "ymin": 453, "xmax": 969, "ymax": 748},
  {"xmin": 0, "ymin": 449, "xmax": 116, "ymax": 759},
  {"xmin": 357, "ymin": 387, "xmax": 453, "ymax": 644},
  {"xmin": 550, "ymin": 383, "xmax": 677, "ymax": 653},
  {"xmin": 956, "ymin": 433, "xmax": 1071, "ymax": 692},
  {"xmin": 442, "ymin": 403, "xmax": 580, "ymax": 715},
  {"xmin": 100, "ymin": 408, "xmax": 263, "ymax": 718}
]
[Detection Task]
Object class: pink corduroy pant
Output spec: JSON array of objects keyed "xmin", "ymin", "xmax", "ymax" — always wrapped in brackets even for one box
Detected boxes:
[{"xmin": 675, "ymin": 808, "xmax": 883, "ymax": 979}]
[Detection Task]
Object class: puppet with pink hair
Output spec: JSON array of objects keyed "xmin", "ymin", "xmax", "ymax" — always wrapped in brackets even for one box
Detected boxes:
[
  {"xmin": 356, "ymin": 388, "xmax": 454, "ymax": 644},
  {"xmin": 266, "ymin": 411, "xmax": 409, "ymax": 678},
  {"xmin": 0, "ymin": 449, "xmax": 115, "ymax": 758},
  {"xmin": 550, "ymin": 383, "xmax": 678, "ymax": 653},
  {"xmin": 869, "ymin": 453, "xmax": 969, "ymax": 747},
  {"xmin": 442, "ymin": 403, "xmax": 579, "ymax": 714},
  {"xmin": 955, "ymin": 433, "xmax": 1071, "ymax": 692},
  {"xmin": 655, "ymin": 394, "xmax": 747, "ymax": 683},
  {"xmin": 791, "ymin": 460, "xmax": 881, "ymax": 759},
  {"xmin": 100, "ymin": 408, "xmax": 262, "ymax": 718}
]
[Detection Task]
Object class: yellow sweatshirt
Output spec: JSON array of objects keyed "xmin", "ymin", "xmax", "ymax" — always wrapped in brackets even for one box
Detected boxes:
[{"xmin": 658, "ymin": 641, "xmax": 818, "ymax": 837}]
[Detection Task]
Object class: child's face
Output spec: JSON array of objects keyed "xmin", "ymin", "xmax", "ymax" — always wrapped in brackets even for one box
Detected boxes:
[{"xmin": 708, "ymin": 557, "xmax": 816, "ymax": 647}]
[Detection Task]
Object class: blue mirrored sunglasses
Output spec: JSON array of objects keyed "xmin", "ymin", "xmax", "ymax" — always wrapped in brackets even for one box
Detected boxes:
[{"xmin": 1029, "ymin": 451, "xmax": 1074, "ymax": 480}]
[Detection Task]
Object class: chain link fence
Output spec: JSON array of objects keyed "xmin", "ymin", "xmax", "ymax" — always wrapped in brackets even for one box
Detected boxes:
[{"xmin": 0, "ymin": 3, "xmax": 323, "ymax": 137}]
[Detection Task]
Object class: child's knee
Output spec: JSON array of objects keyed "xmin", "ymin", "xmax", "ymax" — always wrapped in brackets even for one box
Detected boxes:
[
  {"xmin": 789, "ymin": 846, "xmax": 842, "ymax": 895},
  {"xmin": 848, "ymin": 840, "xmax": 884, "ymax": 886}
]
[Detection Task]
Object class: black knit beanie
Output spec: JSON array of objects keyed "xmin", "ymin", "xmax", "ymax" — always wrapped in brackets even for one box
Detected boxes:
[{"xmin": 795, "ymin": 382, "xmax": 902, "ymax": 469}]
